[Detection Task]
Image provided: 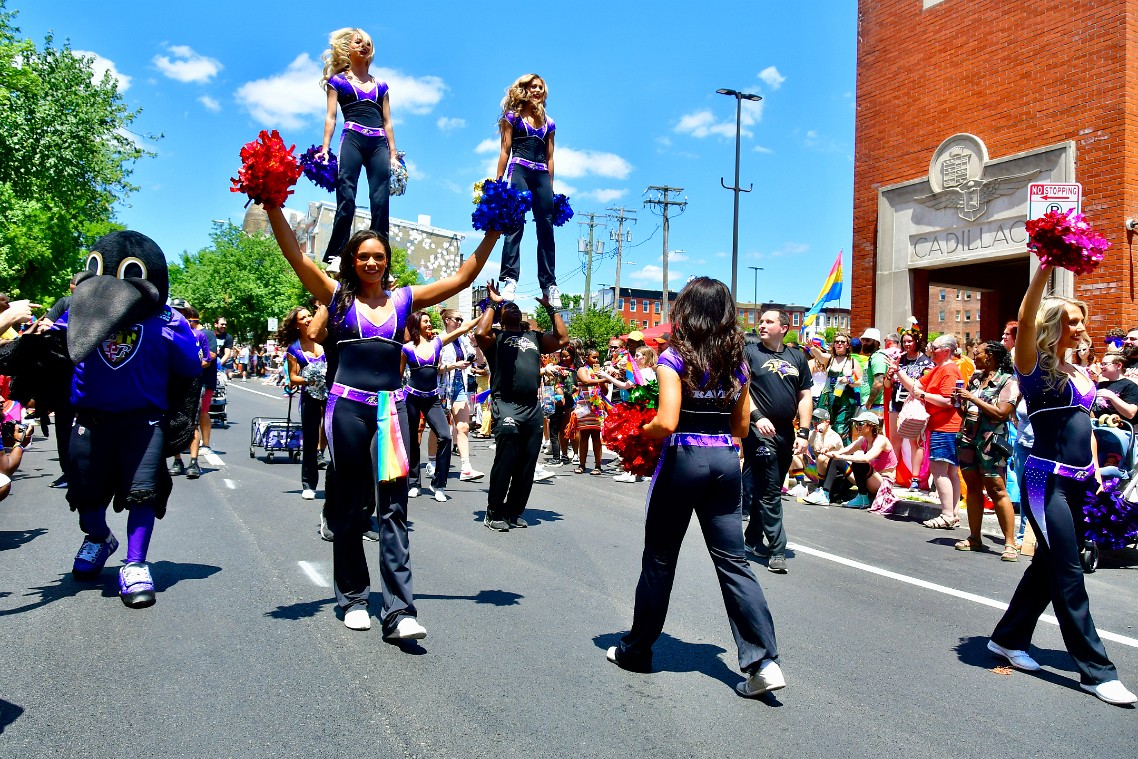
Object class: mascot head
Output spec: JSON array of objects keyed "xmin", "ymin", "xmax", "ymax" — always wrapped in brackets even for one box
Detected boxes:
[{"xmin": 67, "ymin": 230, "xmax": 170, "ymax": 364}]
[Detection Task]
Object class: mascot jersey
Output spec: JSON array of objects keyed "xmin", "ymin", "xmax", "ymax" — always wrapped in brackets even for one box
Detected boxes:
[{"xmin": 54, "ymin": 307, "xmax": 202, "ymax": 412}]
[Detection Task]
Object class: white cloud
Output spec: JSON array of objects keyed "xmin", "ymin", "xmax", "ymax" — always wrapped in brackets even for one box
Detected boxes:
[
  {"xmin": 474, "ymin": 137, "xmax": 499, "ymax": 154},
  {"xmin": 714, "ymin": 251, "xmax": 729, "ymax": 258},
  {"xmin": 437, "ymin": 116, "xmax": 466, "ymax": 132},
  {"xmin": 769, "ymin": 242, "xmax": 810, "ymax": 257},
  {"xmin": 555, "ymin": 146, "xmax": 633, "ymax": 179},
  {"xmin": 405, "ymin": 158, "xmax": 426, "ymax": 180},
  {"xmin": 668, "ymin": 251, "xmax": 689, "ymax": 262},
  {"xmin": 374, "ymin": 67, "xmax": 446, "ymax": 115},
  {"xmin": 74, "ymin": 50, "xmax": 131, "ymax": 92},
  {"xmin": 584, "ymin": 188, "xmax": 626, "ymax": 203},
  {"xmin": 153, "ymin": 45, "xmax": 222, "ymax": 84},
  {"xmin": 235, "ymin": 54, "xmax": 325, "ymax": 129},
  {"xmin": 198, "ymin": 95, "xmax": 221, "ymax": 112},
  {"xmin": 753, "ymin": 144, "xmax": 773, "ymax": 154},
  {"xmin": 630, "ymin": 264, "xmax": 685, "ymax": 285},
  {"xmin": 758, "ymin": 66, "xmax": 786, "ymax": 90},
  {"xmin": 554, "ymin": 181, "xmax": 578, "ymax": 197},
  {"xmin": 674, "ymin": 98, "xmax": 764, "ymax": 139}
]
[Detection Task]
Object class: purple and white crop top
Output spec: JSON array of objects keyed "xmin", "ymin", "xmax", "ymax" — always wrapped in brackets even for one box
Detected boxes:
[
  {"xmin": 402, "ymin": 336, "xmax": 443, "ymax": 395},
  {"xmin": 327, "ymin": 73, "xmax": 389, "ymax": 130},
  {"xmin": 657, "ymin": 347, "xmax": 747, "ymax": 435},
  {"xmin": 326, "ymin": 284, "xmax": 413, "ymax": 344},
  {"xmin": 1017, "ymin": 359, "xmax": 1095, "ymax": 467},
  {"xmin": 504, "ymin": 111, "xmax": 555, "ymax": 165}
]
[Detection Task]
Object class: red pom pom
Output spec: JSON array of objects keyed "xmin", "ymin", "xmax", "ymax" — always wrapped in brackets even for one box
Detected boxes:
[
  {"xmin": 230, "ymin": 130, "xmax": 304, "ymax": 209},
  {"xmin": 602, "ymin": 403, "xmax": 663, "ymax": 477},
  {"xmin": 1025, "ymin": 210, "xmax": 1110, "ymax": 276}
]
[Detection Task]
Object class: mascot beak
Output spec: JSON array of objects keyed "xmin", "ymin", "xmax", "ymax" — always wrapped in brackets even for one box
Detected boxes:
[{"xmin": 67, "ymin": 276, "xmax": 162, "ymax": 364}]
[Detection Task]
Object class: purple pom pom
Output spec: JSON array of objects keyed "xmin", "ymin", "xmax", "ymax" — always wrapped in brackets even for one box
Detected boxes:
[
  {"xmin": 300, "ymin": 145, "xmax": 338, "ymax": 193},
  {"xmin": 472, "ymin": 179, "xmax": 532, "ymax": 232},
  {"xmin": 552, "ymin": 193, "xmax": 574, "ymax": 227}
]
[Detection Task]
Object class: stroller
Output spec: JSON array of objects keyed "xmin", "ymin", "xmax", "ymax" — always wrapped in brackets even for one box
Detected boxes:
[
  {"xmin": 209, "ymin": 371, "xmax": 228, "ymax": 428},
  {"xmin": 249, "ymin": 389, "xmax": 302, "ymax": 463},
  {"xmin": 1083, "ymin": 415, "xmax": 1138, "ymax": 572}
]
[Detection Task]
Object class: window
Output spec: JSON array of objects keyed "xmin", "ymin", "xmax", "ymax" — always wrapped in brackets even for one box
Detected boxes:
[
  {"xmin": 654, "ymin": 302, "xmax": 661, "ymax": 314},
  {"xmin": 965, "ymin": 291, "xmax": 972, "ymax": 300},
  {"xmin": 643, "ymin": 320, "xmax": 649, "ymax": 328},
  {"xmin": 955, "ymin": 312, "xmax": 961, "ymax": 322},
  {"xmin": 939, "ymin": 289, "xmax": 946, "ymax": 301},
  {"xmin": 792, "ymin": 312, "xmax": 800, "ymax": 326},
  {"xmin": 956, "ymin": 291, "xmax": 962, "ymax": 300},
  {"xmin": 618, "ymin": 298, "xmax": 624, "ymax": 310},
  {"xmin": 818, "ymin": 315, "xmax": 826, "ymax": 328},
  {"xmin": 938, "ymin": 309, "xmax": 946, "ymax": 321},
  {"xmin": 643, "ymin": 299, "xmax": 650, "ymax": 312},
  {"xmin": 629, "ymin": 299, "xmax": 636, "ymax": 312},
  {"xmin": 964, "ymin": 310, "xmax": 972, "ymax": 322}
]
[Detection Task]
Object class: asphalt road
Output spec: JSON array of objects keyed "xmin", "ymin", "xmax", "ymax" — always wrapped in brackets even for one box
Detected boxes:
[{"xmin": 1, "ymin": 381, "xmax": 1135, "ymax": 758}]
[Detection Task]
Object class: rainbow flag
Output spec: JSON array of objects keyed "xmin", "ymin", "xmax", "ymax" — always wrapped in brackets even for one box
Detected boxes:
[
  {"xmin": 803, "ymin": 251, "xmax": 843, "ymax": 327},
  {"xmin": 375, "ymin": 391, "xmax": 410, "ymax": 483}
]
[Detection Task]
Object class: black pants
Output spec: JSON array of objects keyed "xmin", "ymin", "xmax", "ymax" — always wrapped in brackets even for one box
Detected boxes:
[
  {"xmin": 324, "ymin": 130, "xmax": 390, "ymax": 262},
  {"xmin": 991, "ymin": 474, "xmax": 1117, "ymax": 685},
  {"xmin": 68, "ymin": 409, "xmax": 172, "ymax": 518},
  {"xmin": 406, "ymin": 393, "xmax": 452, "ymax": 491},
  {"xmin": 324, "ymin": 392, "xmax": 413, "ymax": 632},
  {"xmin": 618, "ymin": 443, "xmax": 779, "ymax": 673},
  {"xmin": 742, "ymin": 429, "xmax": 791, "ymax": 555},
  {"xmin": 300, "ymin": 392, "xmax": 324, "ymax": 491},
  {"xmin": 548, "ymin": 407, "xmax": 568, "ymax": 459},
  {"xmin": 487, "ymin": 399, "xmax": 543, "ymax": 519},
  {"xmin": 501, "ymin": 165, "xmax": 556, "ymax": 291},
  {"xmin": 55, "ymin": 401, "xmax": 74, "ymax": 475}
]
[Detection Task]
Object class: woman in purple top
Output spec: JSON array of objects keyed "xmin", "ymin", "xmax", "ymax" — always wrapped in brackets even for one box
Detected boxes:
[
  {"xmin": 607, "ymin": 277, "xmax": 785, "ymax": 699},
  {"xmin": 277, "ymin": 305, "xmax": 327, "ymax": 500},
  {"xmin": 267, "ymin": 203, "xmax": 500, "ymax": 640},
  {"xmin": 987, "ymin": 264, "xmax": 1135, "ymax": 706},
  {"xmin": 402, "ymin": 311, "xmax": 477, "ymax": 502},
  {"xmin": 319, "ymin": 28, "xmax": 398, "ymax": 263},
  {"xmin": 495, "ymin": 74, "xmax": 560, "ymax": 306}
]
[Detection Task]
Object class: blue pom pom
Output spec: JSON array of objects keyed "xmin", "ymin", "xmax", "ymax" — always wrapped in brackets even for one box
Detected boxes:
[
  {"xmin": 299, "ymin": 145, "xmax": 337, "ymax": 192},
  {"xmin": 552, "ymin": 193, "xmax": 574, "ymax": 227},
  {"xmin": 471, "ymin": 179, "xmax": 532, "ymax": 232},
  {"xmin": 390, "ymin": 151, "xmax": 409, "ymax": 196}
]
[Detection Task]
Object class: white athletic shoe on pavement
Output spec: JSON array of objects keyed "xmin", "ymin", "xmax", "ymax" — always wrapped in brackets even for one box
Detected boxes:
[
  {"xmin": 545, "ymin": 285, "xmax": 562, "ymax": 308},
  {"xmin": 433, "ymin": 488, "xmax": 447, "ymax": 503},
  {"xmin": 613, "ymin": 471, "xmax": 641, "ymax": 483},
  {"xmin": 408, "ymin": 487, "xmax": 421, "ymax": 498},
  {"xmin": 384, "ymin": 616, "xmax": 428, "ymax": 641},
  {"xmin": 198, "ymin": 446, "xmax": 213, "ymax": 456},
  {"xmin": 788, "ymin": 483, "xmax": 809, "ymax": 498},
  {"xmin": 344, "ymin": 608, "xmax": 371, "ymax": 631},
  {"xmin": 736, "ymin": 660, "xmax": 786, "ymax": 698},
  {"xmin": 499, "ymin": 278, "xmax": 518, "ymax": 301},
  {"xmin": 424, "ymin": 462, "xmax": 435, "ymax": 479},
  {"xmin": 533, "ymin": 466, "xmax": 555, "ymax": 482},
  {"xmin": 1081, "ymin": 679, "xmax": 1138, "ymax": 705},
  {"xmin": 804, "ymin": 490, "xmax": 831, "ymax": 506},
  {"xmin": 986, "ymin": 640, "xmax": 1040, "ymax": 671},
  {"xmin": 301, "ymin": 489, "xmax": 316, "ymax": 500},
  {"xmin": 459, "ymin": 467, "xmax": 485, "ymax": 481}
]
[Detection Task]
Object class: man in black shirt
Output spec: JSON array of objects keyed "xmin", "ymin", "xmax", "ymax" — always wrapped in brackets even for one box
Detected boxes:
[
  {"xmin": 475, "ymin": 282, "xmax": 568, "ymax": 531},
  {"xmin": 214, "ymin": 318, "xmax": 234, "ymax": 379},
  {"xmin": 1095, "ymin": 353, "xmax": 1138, "ymax": 421},
  {"xmin": 743, "ymin": 310, "xmax": 813, "ymax": 574}
]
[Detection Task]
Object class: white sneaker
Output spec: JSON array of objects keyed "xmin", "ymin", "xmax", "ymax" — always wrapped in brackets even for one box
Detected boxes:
[
  {"xmin": 499, "ymin": 278, "xmax": 518, "ymax": 301},
  {"xmin": 198, "ymin": 446, "xmax": 213, "ymax": 456},
  {"xmin": 986, "ymin": 640, "xmax": 1040, "ymax": 671},
  {"xmin": 408, "ymin": 487, "xmax": 420, "ymax": 498},
  {"xmin": 384, "ymin": 616, "xmax": 427, "ymax": 641},
  {"xmin": 542, "ymin": 440, "xmax": 551, "ymax": 453},
  {"xmin": 613, "ymin": 471, "xmax": 639, "ymax": 483},
  {"xmin": 736, "ymin": 660, "xmax": 786, "ymax": 698},
  {"xmin": 460, "ymin": 467, "xmax": 485, "ymax": 481},
  {"xmin": 344, "ymin": 608, "xmax": 371, "ymax": 631},
  {"xmin": 433, "ymin": 488, "xmax": 447, "ymax": 502},
  {"xmin": 788, "ymin": 483, "xmax": 809, "ymax": 498},
  {"xmin": 301, "ymin": 489, "xmax": 316, "ymax": 500},
  {"xmin": 424, "ymin": 462, "xmax": 435, "ymax": 479},
  {"xmin": 1081, "ymin": 679, "xmax": 1138, "ymax": 705},
  {"xmin": 533, "ymin": 467, "xmax": 554, "ymax": 482},
  {"xmin": 804, "ymin": 490, "xmax": 830, "ymax": 506},
  {"xmin": 545, "ymin": 285, "xmax": 562, "ymax": 308}
]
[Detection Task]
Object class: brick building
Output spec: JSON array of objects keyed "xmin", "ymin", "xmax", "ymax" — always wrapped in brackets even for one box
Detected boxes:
[
  {"xmin": 597, "ymin": 287, "xmax": 677, "ymax": 329},
  {"xmin": 927, "ymin": 287, "xmax": 983, "ymax": 341},
  {"xmin": 853, "ymin": 0, "xmax": 1137, "ymax": 342}
]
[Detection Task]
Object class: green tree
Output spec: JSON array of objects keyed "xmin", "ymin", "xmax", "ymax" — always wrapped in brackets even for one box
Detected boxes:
[
  {"xmin": 532, "ymin": 293, "xmax": 584, "ymax": 331},
  {"xmin": 0, "ymin": 3, "xmax": 151, "ymax": 302},
  {"xmin": 567, "ymin": 305, "xmax": 628, "ymax": 350}
]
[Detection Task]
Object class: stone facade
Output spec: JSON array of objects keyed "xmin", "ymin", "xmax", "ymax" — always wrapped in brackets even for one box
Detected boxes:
[{"xmin": 854, "ymin": 0, "xmax": 1138, "ymax": 341}]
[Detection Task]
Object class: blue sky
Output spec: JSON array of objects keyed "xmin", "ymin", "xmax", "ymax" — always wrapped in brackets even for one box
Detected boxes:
[{"xmin": 15, "ymin": 2, "xmax": 856, "ymax": 311}]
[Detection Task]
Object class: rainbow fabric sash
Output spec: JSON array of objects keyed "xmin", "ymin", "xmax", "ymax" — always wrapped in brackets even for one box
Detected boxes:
[{"xmin": 375, "ymin": 390, "xmax": 409, "ymax": 483}]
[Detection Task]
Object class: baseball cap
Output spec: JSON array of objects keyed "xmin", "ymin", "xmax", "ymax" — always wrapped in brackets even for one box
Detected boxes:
[
  {"xmin": 811, "ymin": 408, "xmax": 831, "ymax": 422},
  {"xmin": 169, "ymin": 297, "xmax": 189, "ymax": 310},
  {"xmin": 853, "ymin": 410, "xmax": 882, "ymax": 426},
  {"xmin": 628, "ymin": 330, "xmax": 644, "ymax": 342},
  {"xmin": 860, "ymin": 327, "xmax": 882, "ymax": 343}
]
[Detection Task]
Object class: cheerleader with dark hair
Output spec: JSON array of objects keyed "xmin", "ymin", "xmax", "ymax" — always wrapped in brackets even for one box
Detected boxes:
[
  {"xmin": 495, "ymin": 74, "xmax": 560, "ymax": 307},
  {"xmin": 276, "ymin": 305, "xmax": 327, "ymax": 500},
  {"xmin": 608, "ymin": 277, "xmax": 785, "ymax": 698}
]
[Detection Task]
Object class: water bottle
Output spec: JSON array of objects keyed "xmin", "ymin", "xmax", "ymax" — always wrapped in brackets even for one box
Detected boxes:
[{"xmin": 951, "ymin": 379, "xmax": 964, "ymax": 408}]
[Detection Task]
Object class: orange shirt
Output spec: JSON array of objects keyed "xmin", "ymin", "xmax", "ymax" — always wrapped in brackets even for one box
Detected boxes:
[
  {"xmin": 956, "ymin": 356, "xmax": 975, "ymax": 387},
  {"xmin": 922, "ymin": 361, "xmax": 963, "ymax": 433}
]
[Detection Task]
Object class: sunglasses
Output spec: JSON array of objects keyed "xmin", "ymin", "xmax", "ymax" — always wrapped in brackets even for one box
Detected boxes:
[{"xmin": 833, "ymin": 340, "xmax": 849, "ymax": 345}]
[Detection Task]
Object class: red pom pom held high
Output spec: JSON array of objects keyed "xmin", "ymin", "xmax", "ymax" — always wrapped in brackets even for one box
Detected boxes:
[
  {"xmin": 1024, "ymin": 209, "xmax": 1110, "ymax": 276},
  {"xmin": 230, "ymin": 130, "xmax": 304, "ymax": 209}
]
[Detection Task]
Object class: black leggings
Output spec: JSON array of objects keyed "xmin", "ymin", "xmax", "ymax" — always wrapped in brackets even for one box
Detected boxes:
[
  {"xmin": 501, "ymin": 165, "xmax": 556, "ymax": 291},
  {"xmin": 406, "ymin": 393, "xmax": 452, "ymax": 491},
  {"xmin": 618, "ymin": 443, "xmax": 778, "ymax": 674},
  {"xmin": 324, "ymin": 130, "xmax": 390, "ymax": 262},
  {"xmin": 991, "ymin": 473, "xmax": 1117, "ymax": 685},
  {"xmin": 323, "ymin": 392, "xmax": 414, "ymax": 632},
  {"xmin": 487, "ymin": 400, "xmax": 543, "ymax": 519},
  {"xmin": 300, "ymin": 392, "xmax": 325, "ymax": 491}
]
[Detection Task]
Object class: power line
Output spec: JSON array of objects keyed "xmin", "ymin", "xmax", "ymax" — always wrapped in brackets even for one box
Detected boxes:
[
  {"xmin": 605, "ymin": 206, "xmax": 637, "ymax": 305},
  {"xmin": 643, "ymin": 185, "xmax": 687, "ymax": 322}
]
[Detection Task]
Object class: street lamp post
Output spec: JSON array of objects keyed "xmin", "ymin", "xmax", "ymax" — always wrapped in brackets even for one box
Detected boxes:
[
  {"xmin": 716, "ymin": 88, "xmax": 761, "ymax": 305},
  {"xmin": 748, "ymin": 265, "xmax": 764, "ymax": 306}
]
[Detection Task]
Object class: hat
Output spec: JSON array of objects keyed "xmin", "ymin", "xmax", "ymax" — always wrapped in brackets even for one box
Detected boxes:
[
  {"xmin": 860, "ymin": 327, "xmax": 882, "ymax": 343},
  {"xmin": 627, "ymin": 330, "xmax": 644, "ymax": 342},
  {"xmin": 811, "ymin": 408, "xmax": 831, "ymax": 422},
  {"xmin": 169, "ymin": 297, "xmax": 189, "ymax": 310},
  {"xmin": 853, "ymin": 410, "xmax": 882, "ymax": 426}
]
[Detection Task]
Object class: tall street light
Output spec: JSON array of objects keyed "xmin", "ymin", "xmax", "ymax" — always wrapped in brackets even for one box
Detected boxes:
[
  {"xmin": 748, "ymin": 265, "xmax": 764, "ymax": 306},
  {"xmin": 716, "ymin": 88, "xmax": 762, "ymax": 305}
]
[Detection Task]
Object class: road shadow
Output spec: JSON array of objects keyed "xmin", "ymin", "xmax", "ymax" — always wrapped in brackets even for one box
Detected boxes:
[
  {"xmin": 591, "ymin": 631, "xmax": 775, "ymax": 702},
  {"xmin": 954, "ymin": 635, "xmax": 1083, "ymax": 693},
  {"xmin": 1099, "ymin": 546, "xmax": 1138, "ymax": 569},
  {"xmin": 0, "ymin": 528, "xmax": 47, "ymax": 552},
  {"xmin": 470, "ymin": 509, "xmax": 563, "ymax": 526},
  {"xmin": 0, "ymin": 561, "xmax": 221, "ymax": 616},
  {"xmin": 264, "ymin": 596, "xmax": 335, "ymax": 621},
  {"xmin": 0, "ymin": 699, "xmax": 24, "ymax": 734},
  {"xmin": 417, "ymin": 589, "xmax": 523, "ymax": 606}
]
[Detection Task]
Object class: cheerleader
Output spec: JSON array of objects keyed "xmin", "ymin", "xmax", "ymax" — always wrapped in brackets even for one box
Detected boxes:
[
  {"xmin": 319, "ymin": 28, "xmax": 398, "ymax": 263},
  {"xmin": 277, "ymin": 305, "xmax": 327, "ymax": 500},
  {"xmin": 495, "ymin": 74, "xmax": 560, "ymax": 307},
  {"xmin": 608, "ymin": 277, "xmax": 784, "ymax": 698},
  {"xmin": 267, "ymin": 204, "xmax": 499, "ymax": 638}
]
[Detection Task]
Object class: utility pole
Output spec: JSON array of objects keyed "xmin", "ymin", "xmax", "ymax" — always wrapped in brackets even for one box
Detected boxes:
[
  {"xmin": 577, "ymin": 212, "xmax": 606, "ymax": 310},
  {"xmin": 643, "ymin": 186, "xmax": 687, "ymax": 322},
  {"xmin": 606, "ymin": 206, "xmax": 637, "ymax": 311}
]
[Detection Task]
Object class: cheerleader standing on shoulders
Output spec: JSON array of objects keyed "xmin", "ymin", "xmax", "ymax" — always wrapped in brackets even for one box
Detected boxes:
[
  {"xmin": 278, "ymin": 305, "xmax": 327, "ymax": 500},
  {"xmin": 403, "ymin": 310, "xmax": 478, "ymax": 502},
  {"xmin": 319, "ymin": 27, "xmax": 398, "ymax": 263},
  {"xmin": 986, "ymin": 264, "xmax": 1135, "ymax": 705},
  {"xmin": 608, "ymin": 277, "xmax": 785, "ymax": 698},
  {"xmin": 267, "ymin": 205, "xmax": 500, "ymax": 638},
  {"xmin": 496, "ymin": 74, "xmax": 561, "ymax": 307}
]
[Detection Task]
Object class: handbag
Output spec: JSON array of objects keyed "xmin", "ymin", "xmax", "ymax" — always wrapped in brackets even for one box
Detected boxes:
[
  {"xmin": 896, "ymin": 395, "xmax": 929, "ymax": 440},
  {"xmin": 984, "ymin": 431, "xmax": 1013, "ymax": 460}
]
